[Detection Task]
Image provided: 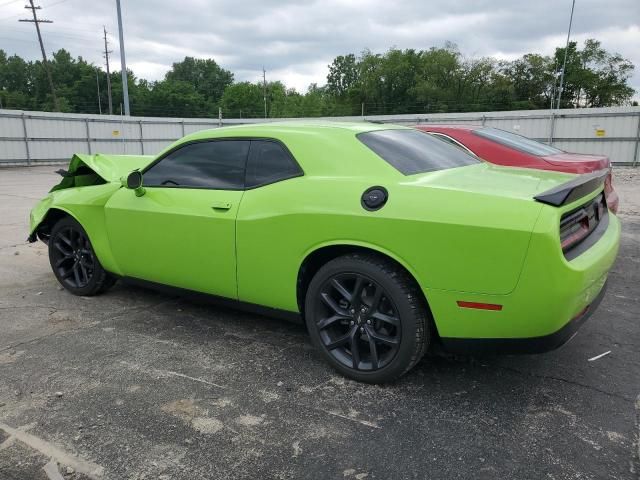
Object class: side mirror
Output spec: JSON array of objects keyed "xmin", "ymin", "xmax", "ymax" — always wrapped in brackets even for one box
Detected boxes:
[{"xmin": 124, "ymin": 170, "xmax": 145, "ymax": 197}]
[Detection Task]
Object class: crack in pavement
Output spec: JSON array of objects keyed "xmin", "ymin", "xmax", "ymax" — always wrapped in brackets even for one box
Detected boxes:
[
  {"xmin": 495, "ymin": 363, "xmax": 634, "ymax": 402},
  {"xmin": 119, "ymin": 360, "xmax": 226, "ymax": 389}
]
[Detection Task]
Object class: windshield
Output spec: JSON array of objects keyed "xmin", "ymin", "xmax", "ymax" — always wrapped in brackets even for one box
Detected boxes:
[
  {"xmin": 358, "ymin": 129, "xmax": 480, "ymax": 175},
  {"xmin": 474, "ymin": 127, "xmax": 564, "ymax": 156}
]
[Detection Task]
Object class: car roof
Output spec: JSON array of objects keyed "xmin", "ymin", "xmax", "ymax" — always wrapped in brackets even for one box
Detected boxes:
[{"xmin": 187, "ymin": 121, "xmax": 408, "ymax": 140}]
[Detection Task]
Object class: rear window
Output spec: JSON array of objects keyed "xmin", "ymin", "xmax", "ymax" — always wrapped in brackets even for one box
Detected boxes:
[
  {"xmin": 357, "ymin": 129, "xmax": 479, "ymax": 175},
  {"xmin": 474, "ymin": 127, "xmax": 564, "ymax": 156}
]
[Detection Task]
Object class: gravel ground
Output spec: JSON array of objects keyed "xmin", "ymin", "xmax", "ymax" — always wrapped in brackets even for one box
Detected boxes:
[
  {"xmin": 614, "ymin": 167, "xmax": 640, "ymax": 217},
  {"xmin": 0, "ymin": 165, "xmax": 638, "ymax": 480}
]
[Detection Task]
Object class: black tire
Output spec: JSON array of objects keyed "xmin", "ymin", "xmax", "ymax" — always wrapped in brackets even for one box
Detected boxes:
[
  {"xmin": 48, "ymin": 216, "xmax": 116, "ymax": 296},
  {"xmin": 304, "ymin": 253, "xmax": 429, "ymax": 383}
]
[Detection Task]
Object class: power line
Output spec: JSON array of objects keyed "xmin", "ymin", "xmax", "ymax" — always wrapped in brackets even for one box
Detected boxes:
[
  {"xmin": 19, "ymin": 0, "xmax": 59, "ymax": 110},
  {"xmin": 103, "ymin": 25, "xmax": 113, "ymax": 114}
]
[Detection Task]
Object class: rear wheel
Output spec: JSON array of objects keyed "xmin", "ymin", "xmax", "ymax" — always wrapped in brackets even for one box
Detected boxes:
[
  {"xmin": 48, "ymin": 216, "xmax": 116, "ymax": 296},
  {"xmin": 305, "ymin": 253, "xmax": 429, "ymax": 383}
]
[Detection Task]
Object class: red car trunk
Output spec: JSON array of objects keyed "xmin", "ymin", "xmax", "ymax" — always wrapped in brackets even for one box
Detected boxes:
[
  {"xmin": 416, "ymin": 125, "xmax": 619, "ymax": 214},
  {"xmin": 543, "ymin": 153, "xmax": 610, "ymax": 173}
]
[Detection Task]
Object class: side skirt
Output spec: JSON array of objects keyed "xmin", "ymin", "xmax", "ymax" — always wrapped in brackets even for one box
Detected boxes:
[{"xmin": 122, "ymin": 276, "xmax": 302, "ymax": 323}]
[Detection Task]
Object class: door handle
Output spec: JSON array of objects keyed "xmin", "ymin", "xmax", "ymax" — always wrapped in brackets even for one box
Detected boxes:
[{"xmin": 211, "ymin": 201, "xmax": 232, "ymax": 210}]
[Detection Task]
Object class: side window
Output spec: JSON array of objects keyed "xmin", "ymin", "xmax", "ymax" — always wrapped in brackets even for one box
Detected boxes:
[
  {"xmin": 143, "ymin": 140, "xmax": 250, "ymax": 189},
  {"xmin": 245, "ymin": 140, "xmax": 302, "ymax": 188}
]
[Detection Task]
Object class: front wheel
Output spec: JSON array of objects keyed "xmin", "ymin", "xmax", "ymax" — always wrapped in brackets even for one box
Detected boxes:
[
  {"xmin": 304, "ymin": 253, "xmax": 429, "ymax": 383},
  {"xmin": 48, "ymin": 216, "xmax": 116, "ymax": 296}
]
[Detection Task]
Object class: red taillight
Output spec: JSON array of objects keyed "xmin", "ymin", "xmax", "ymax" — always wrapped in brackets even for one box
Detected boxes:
[
  {"xmin": 559, "ymin": 193, "xmax": 605, "ymax": 255},
  {"xmin": 560, "ymin": 216, "xmax": 590, "ymax": 250}
]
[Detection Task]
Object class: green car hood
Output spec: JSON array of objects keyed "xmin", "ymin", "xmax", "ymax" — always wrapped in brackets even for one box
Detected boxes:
[
  {"xmin": 51, "ymin": 153, "xmax": 154, "ymax": 191},
  {"xmin": 402, "ymin": 163, "xmax": 576, "ymax": 200}
]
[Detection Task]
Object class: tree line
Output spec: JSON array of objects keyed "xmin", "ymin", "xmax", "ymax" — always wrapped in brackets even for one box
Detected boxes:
[{"xmin": 0, "ymin": 39, "xmax": 635, "ymax": 118}]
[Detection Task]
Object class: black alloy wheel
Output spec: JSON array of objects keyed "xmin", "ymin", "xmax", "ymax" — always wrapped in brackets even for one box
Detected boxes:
[
  {"xmin": 315, "ymin": 273, "xmax": 401, "ymax": 371},
  {"xmin": 48, "ymin": 216, "xmax": 116, "ymax": 296},
  {"xmin": 51, "ymin": 225, "xmax": 95, "ymax": 289},
  {"xmin": 305, "ymin": 253, "xmax": 429, "ymax": 383}
]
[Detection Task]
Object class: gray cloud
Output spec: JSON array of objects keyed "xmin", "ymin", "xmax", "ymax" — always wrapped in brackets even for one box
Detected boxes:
[{"xmin": 0, "ymin": 0, "xmax": 638, "ymax": 95}]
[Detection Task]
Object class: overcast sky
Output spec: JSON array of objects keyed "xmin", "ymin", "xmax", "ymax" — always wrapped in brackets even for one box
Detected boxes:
[{"xmin": 1, "ymin": 0, "xmax": 638, "ymax": 97}]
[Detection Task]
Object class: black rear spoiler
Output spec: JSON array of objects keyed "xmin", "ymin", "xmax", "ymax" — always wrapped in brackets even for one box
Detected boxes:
[{"xmin": 534, "ymin": 169, "xmax": 609, "ymax": 207}]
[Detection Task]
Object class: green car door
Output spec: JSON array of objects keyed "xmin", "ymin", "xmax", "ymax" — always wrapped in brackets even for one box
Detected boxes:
[{"xmin": 104, "ymin": 140, "xmax": 248, "ymax": 299}]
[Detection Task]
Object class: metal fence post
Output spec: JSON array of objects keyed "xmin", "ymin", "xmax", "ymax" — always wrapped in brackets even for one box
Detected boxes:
[
  {"xmin": 181, "ymin": 120, "xmax": 185, "ymax": 137},
  {"xmin": 85, "ymin": 118, "xmax": 92, "ymax": 154},
  {"xmin": 139, "ymin": 120, "xmax": 144, "ymax": 154},
  {"xmin": 21, "ymin": 112, "xmax": 31, "ymax": 166},
  {"xmin": 481, "ymin": 114, "xmax": 486, "ymax": 126},
  {"xmin": 218, "ymin": 107, "xmax": 222, "ymax": 127},
  {"xmin": 548, "ymin": 112, "xmax": 556, "ymax": 145},
  {"xmin": 633, "ymin": 112, "xmax": 640, "ymax": 167}
]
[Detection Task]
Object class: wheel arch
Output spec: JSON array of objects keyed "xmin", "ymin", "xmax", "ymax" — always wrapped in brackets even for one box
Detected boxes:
[
  {"xmin": 296, "ymin": 241, "xmax": 432, "ymax": 321},
  {"xmin": 30, "ymin": 205, "xmax": 121, "ymax": 276},
  {"xmin": 29, "ymin": 206, "xmax": 76, "ymax": 243}
]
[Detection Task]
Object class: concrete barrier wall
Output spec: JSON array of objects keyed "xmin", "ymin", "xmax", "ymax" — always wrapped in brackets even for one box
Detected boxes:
[{"xmin": 1, "ymin": 106, "xmax": 639, "ymax": 166}]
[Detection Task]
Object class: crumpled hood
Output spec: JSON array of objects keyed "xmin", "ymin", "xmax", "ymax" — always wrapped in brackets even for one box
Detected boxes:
[{"xmin": 68, "ymin": 153, "xmax": 154, "ymax": 182}]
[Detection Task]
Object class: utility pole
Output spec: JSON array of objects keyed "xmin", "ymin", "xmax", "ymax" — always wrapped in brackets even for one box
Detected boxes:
[
  {"xmin": 19, "ymin": 0, "xmax": 59, "ymax": 110},
  {"xmin": 556, "ymin": 0, "xmax": 576, "ymax": 110},
  {"xmin": 262, "ymin": 66, "xmax": 267, "ymax": 118},
  {"xmin": 549, "ymin": 56, "xmax": 558, "ymax": 110},
  {"xmin": 103, "ymin": 26, "xmax": 114, "ymax": 114},
  {"xmin": 96, "ymin": 70, "xmax": 102, "ymax": 114},
  {"xmin": 115, "ymin": 0, "xmax": 130, "ymax": 115}
]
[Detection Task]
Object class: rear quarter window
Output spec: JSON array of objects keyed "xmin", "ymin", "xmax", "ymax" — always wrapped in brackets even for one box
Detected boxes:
[
  {"xmin": 245, "ymin": 140, "xmax": 302, "ymax": 188},
  {"xmin": 358, "ymin": 129, "xmax": 479, "ymax": 175}
]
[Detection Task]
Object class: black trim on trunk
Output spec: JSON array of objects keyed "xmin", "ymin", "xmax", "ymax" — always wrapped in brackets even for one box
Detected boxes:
[
  {"xmin": 440, "ymin": 281, "xmax": 608, "ymax": 355},
  {"xmin": 121, "ymin": 277, "xmax": 302, "ymax": 323},
  {"xmin": 534, "ymin": 169, "xmax": 608, "ymax": 207}
]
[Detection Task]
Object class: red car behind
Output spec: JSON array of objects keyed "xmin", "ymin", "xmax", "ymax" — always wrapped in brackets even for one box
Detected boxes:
[{"xmin": 416, "ymin": 125, "xmax": 619, "ymax": 214}]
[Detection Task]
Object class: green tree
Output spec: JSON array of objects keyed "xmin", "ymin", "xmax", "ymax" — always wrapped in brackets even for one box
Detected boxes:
[
  {"xmin": 220, "ymin": 81, "xmax": 264, "ymax": 117},
  {"xmin": 165, "ymin": 57, "xmax": 233, "ymax": 107},
  {"xmin": 552, "ymin": 39, "xmax": 635, "ymax": 108},
  {"xmin": 0, "ymin": 39, "xmax": 635, "ymax": 116}
]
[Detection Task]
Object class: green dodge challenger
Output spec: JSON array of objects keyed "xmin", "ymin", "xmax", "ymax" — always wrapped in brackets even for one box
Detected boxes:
[{"xmin": 28, "ymin": 122, "xmax": 620, "ymax": 383}]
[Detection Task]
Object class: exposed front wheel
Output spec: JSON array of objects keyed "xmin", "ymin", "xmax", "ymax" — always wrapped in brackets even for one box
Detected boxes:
[
  {"xmin": 305, "ymin": 253, "xmax": 429, "ymax": 383},
  {"xmin": 48, "ymin": 216, "xmax": 116, "ymax": 296}
]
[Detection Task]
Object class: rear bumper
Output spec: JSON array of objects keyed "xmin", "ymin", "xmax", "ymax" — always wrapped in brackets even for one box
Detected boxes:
[{"xmin": 440, "ymin": 281, "xmax": 607, "ymax": 355}]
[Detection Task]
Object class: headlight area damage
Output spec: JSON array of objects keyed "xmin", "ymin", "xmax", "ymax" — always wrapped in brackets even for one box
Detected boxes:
[
  {"xmin": 51, "ymin": 153, "xmax": 154, "ymax": 191},
  {"xmin": 27, "ymin": 153, "xmax": 153, "ymax": 243}
]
